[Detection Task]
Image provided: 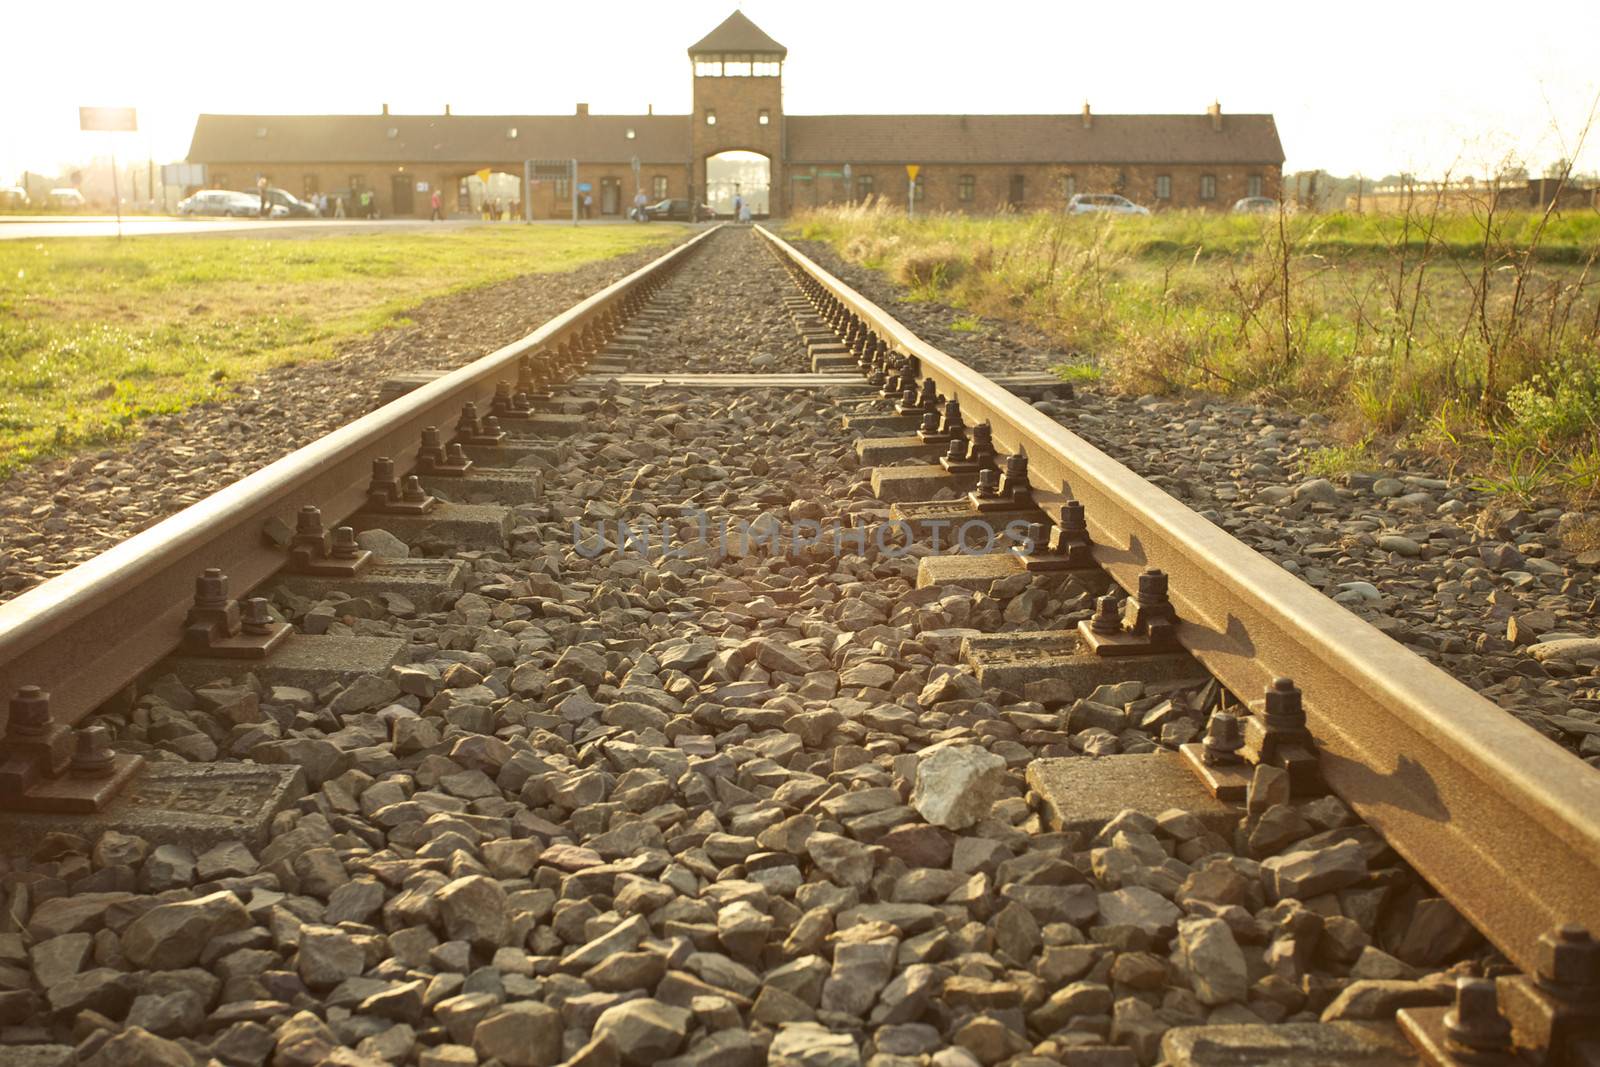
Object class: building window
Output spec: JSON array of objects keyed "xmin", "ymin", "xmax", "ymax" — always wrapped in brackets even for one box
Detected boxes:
[
  {"xmin": 1062, "ymin": 174, "xmax": 1076, "ymax": 199},
  {"xmin": 1009, "ymin": 174, "xmax": 1025, "ymax": 205},
  {"xmin": 753, "ymin": 60, "xmax": 780, "ymax": 77},
  {"xmin": 386, "ymin": 127, "xmax": 398, "ymax": 139},
  {"xmin": 724, "ymin": 56, "xmax": 752, "ymax": 77},
  {"xmin": 758, "ymin": 109, "xmax": 770, "ymax": 126},
  {"xmin": 652, "ymin": 176, "xmax": 668, "ymax": 199},
  {"xmin": 705, "ymin": 109, "xmax": 716, "ymax": 126},
  {"xmin": 254, "ymin": 127, "xmax": 267, "ymax": 139},
  {"xmin": 1248, "ymin": 174, "xmax": 1263, "ymax": 198},
  {"xmin": 555, "ymin": 176, "xmax": 570, "ymax": 198},
  {"xmin": 695, "ymin": 59, "xmax": 722, "ymax": 77},
  {"xmin": 350, "ymin": 175, "xmax": 365, "ymax": 192},
  {"xmin": 858, "ymin": 175, "xmax": 875, "ymax": 198},
  {"xmin": 958, "ymin": 175, "xmax": 975, "ymax": 202},
  {"xmin": 507, "ymin": 127, "xmax": 519, "ymax": 140},
  {"xmin": 1200, "ymin": 174, "xmax": 1217, "ymax": 201},
  {"xmin": 626, "ymin": 128, "xmax": 636, "ymax": 140},
  {"xmin": 1155, "ymin": 175, "xmax": 1171, "ymax": 200},
  {"xmin": 303, "ymin": 174, "xmax": 319, "ymax": 197}
]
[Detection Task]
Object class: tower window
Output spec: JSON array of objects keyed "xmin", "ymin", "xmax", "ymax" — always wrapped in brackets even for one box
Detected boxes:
[
  {"xmin": 695, "ymin": 59, "xmax": 722, "ymax": 77},
  {"xmin": 723, "ymin": 56, "xmax": 752, "ymax": 77},
  {"xmin": 758, "ymin": 110, "xmax": 770, "ymax": 126},
  {"xmin": 753, "ymin": 60, "xmax": 780, "ymax": 77},
  {"xmin": 705, "ymin": 109, "xmax": 716, "ymax": 126}
]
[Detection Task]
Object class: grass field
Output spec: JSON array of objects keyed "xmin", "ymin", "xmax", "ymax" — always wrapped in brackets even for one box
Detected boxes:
[
  {"xmin": 793, "ymin": 203, "xmax": 1600, "ymax": 500},
  {"xmin": 0, "ymin": 225, "xmax": 684, "ymax": 475}
]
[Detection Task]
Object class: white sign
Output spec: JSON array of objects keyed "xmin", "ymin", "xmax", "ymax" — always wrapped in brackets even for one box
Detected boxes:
[
  {"xmin": 416, "ymin": 181, "xmax": 430, "ymax": 192},
  {"xmin": 161, "ymin": 162, "xmax": 207, "ymax": 187}
]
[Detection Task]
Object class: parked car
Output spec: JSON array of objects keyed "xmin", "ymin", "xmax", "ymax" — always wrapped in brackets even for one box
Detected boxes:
[
  {"xmin": 47, "ymin": 188, "xmax": 87, "ymax": 210},
  {"xmin": 1231, "ymin": 196, "xmax": 1280, "ymax": 214},
  {"xmin": 178, "ymin": 190, "xmax": 286, "ymax": 217},
  {"xmin": 1065, "ymin": 193, "xmax": 1149, "ymax": 216},
  {"xmin": 0, "ymin": 187, "xmax": 29, "ymax": 209},
  {"xmin": 261, "ymin": 187, "xmax": 320, "ymax": 217},
  {"xmin": 642, "ymin": 197, "xmax": 711, "ymax": 222}
]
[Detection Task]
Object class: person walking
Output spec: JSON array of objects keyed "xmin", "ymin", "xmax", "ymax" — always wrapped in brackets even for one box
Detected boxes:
[
  {"xmin": 582, "ymin": 192, "xmax": 592, "ymax": 219},
  {"xmin": 738, "ymin": 196, "xmax": 753, "ymax": 223},
  {"xmin": 430, "ymin": 188, "xmax": 442, "ymax": 220},
  {"xmin": 732, "ymin": 193, "xmax": 743, "ymax": 224},
  {"xmin": 334, "ymin": 194, "xmax": 345, "ymax": 218},
  {"xmin": 257, "ymin": 176, "xmax": 270, "ymax": 218},
  {"xmin": 632, "ymin": 189, "xmax": 649, "ymax": 222}
]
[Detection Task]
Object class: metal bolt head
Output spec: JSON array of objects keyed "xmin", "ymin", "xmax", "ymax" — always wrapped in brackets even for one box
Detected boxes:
[
  {"xmin": 1536, "ymin": 923, "xmax": 1600, "ymax": 995},
  {"xmin": 401, "ymin": 476, "xmax": 428, "ymax": 503},
  {"xmin": 1005, "ymin": 451, "xmax": 1028, "ymax": 478},
  {"xmin": 8, "ymin": 686, "xmax": 51, "ymax": 734},
  {"xmin": 920, "ymin": 412, "xmax": 940, "ymax": 433},
  {"xmin": 70, "ymin": 726, "xmax": 116, "ymax": 778},
  {"xmin": 1443, "ymin": 977, "xmax": 1512, "ymax": 1054},
  {"xmin": 240, "ymin": 597, "xmax": 274, "ymax": 634},
  {"xmin": 295, "ymin": 505, "xmax": 323, "ymax": 535},
  {"xmin": 482, "ymin": 416, "xmax": 502, "ymax": 436},
  {"xmin": 1203, "ymin": 712, "xmax": 1244, "ymax": 764},
  {"xmin": 1090, "ymin": 594, "xmax": 1123, "ymax": 634},
  {"xmin": 446, "ymin": 442, "xmax": 468, "ymax": 464},
  {"xmin": 945, "ymin": 440, "xmax": 967, "ymax": 461},
  {"xmin": 1138, "ymin": 569, "xmax": 1169, "ymax": 602},
  {"xmin": 194, "ymin": 568, "xmax": 229, "ymax": 606},
  {"xmin": 976, "ymin": 468, "xmax": 1000, "ymax": 495},
  {"xmin": 330, "ymin": 527, "xmax": 359, "ymax": 559},
  {"xmin": 1061, "ymin": 500, "xmax": 1088, "ymax": 535},
  {"xmin": 371, "ymin": 457, "xmax": 396, "ymax": 482},
  {"xmin": 1024, "ymin": 523, "xmax": 1048, "ymax": 555},
  {"xmin": 421, "ymin": 426, "xmax": 442, "ymax": 448}
]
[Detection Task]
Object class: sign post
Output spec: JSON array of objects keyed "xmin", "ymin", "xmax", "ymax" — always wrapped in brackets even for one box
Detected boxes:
[
  {"xmin": 906, "ymin": 164, "xmax": 920, "ymax": 219},
  {"xmin": 79, "ymin": 107, "xmax": 137, "ymax": 239}
]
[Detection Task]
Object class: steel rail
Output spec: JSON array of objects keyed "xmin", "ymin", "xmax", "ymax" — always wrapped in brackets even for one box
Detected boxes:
[
  {"xmin": 756, "ymin": 223, "xmax": 1600, "ymax": 980},
  {"xmin": 0, "ymin": 225, "xmax": 721, "ymax": 732}
]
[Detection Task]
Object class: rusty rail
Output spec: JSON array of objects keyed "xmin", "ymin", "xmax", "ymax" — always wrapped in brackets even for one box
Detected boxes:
[
  {"xmin": 755, "ymin": 224, "xmax": 1600, "ymax": 981},
  {"xmin": 0, "ymin": 225, "xmax": 721, "ymax": 733}
]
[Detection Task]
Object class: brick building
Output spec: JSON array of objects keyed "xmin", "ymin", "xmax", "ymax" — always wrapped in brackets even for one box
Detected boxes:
[{"xmin": 187, "ymin": 11, "xmax": 1284, "ymax": 219}]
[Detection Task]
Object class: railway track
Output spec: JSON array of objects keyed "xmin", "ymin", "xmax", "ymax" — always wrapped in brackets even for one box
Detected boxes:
[{"xmin": 0, "ymin": 224, "xmax": 1596, "ymax": 1067}]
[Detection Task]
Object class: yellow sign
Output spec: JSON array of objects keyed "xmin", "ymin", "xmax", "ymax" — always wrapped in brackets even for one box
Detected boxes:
[
  {"xmin": 906, "ymin": 164, "xmax": 920, "ymax": 181},
  {"xmin": 475, "ymin": 168, "xmax": 492, "ymax": 184}
]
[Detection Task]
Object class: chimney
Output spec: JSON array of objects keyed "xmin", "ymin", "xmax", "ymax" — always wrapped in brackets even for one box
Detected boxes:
[
  {"xmin": 381, "ymin": 103, "xmax": 389, "ymax": 116},
  {"xmin": 648, "ymin": 103, "xmax": 654, "ymax": 116},
  {"xmin": 1081, "ymin": 102, "xmax": 1092, "ymax": 129},
  {"xmin": 444, "ymin": 104, "xmax": 451, "ymax": 116},
  {"xmin": 576, "ymin": 102, "xmax": 589, "ymax": 117},
  {"xmin": 1207, "ymin": 101, "xmax": 1222, "ymax": 131}
]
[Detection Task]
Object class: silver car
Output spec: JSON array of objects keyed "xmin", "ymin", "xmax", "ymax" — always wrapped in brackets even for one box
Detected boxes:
[
  {"xmin": 1066, "ymin": 193, "xmax": 1150, "ymax": 216},
  {"xmin": 179, "ymin": 190, "xmax": 286, "ymax": 217}
]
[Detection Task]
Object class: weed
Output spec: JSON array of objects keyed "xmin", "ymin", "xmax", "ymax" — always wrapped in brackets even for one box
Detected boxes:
[
  {"xmin": 951, "ymin": 314, "xmax": 983, "ymax": 333},
  {"xmin": 1053, "ymin": 362, "xmax": 1103, "ymax": 383},
  {"xmin": 1303, "ymin": 439, "xmax": 1375, "ymax": 478}
]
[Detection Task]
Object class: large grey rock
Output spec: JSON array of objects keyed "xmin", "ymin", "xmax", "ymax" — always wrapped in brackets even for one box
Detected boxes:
[
  {"xmin": 121, "ymin": 890, "xmax": 251, "ymax": 970},
  {"xmin": 910, "ymin": 745, "xmax": 1007, "ymax": 830},
  {"xmin": 769, "ymin": 1024, "xmax": 861, "ymax": 1067},
  {"xmin": 472, "ymin": 1002, "xmax": 563, "ymax": 1067},
  {"xmin": 436, "ymin": 874, "xmax": 510, "ymax": 950},
  {"xmin": 1178, "ymin": 917, "xmax": 1249, "ymax": 1005},
  {"xmin": 592, "ymin": 998, "xmax": 690, "ymax": 1066},
  {"xmin": 1260, "ymin": 839, "xmax": 1367, "ymax": 900}
]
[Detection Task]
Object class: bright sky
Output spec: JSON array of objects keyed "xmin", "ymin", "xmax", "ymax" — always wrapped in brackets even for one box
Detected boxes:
[{"xmin": 5, "ymin": 0, "xmax": 1597, "ymax": 183}]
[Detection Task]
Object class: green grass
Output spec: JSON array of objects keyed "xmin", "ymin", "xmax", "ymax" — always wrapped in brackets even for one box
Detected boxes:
[
  {"xmin": 0, "ymin": 225, "xmax": 684, "ymax": 474},
  {"xmin": 791, "ymin": 202, "xmax": 1600, "ymax": 502}
]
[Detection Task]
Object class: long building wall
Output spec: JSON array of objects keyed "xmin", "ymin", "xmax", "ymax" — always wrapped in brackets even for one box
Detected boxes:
[
  {"xmin": 783, "ymin": 162, "xmax": 1282, "ymax": 214},
  {"xmin": 210, "ymin": 161, "xmax": 692, "ymax": 218}
]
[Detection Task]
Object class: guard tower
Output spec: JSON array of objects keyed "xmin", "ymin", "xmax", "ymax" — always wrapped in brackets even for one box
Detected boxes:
[{"xmin": 689, "ymin": 11, "xmax": 786, "ymax": 216}]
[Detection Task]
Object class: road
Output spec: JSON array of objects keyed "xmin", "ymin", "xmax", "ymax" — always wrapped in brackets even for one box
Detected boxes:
[{"xmin": 0, "ymin": 215, "xmax": 640, "ymax": 240}]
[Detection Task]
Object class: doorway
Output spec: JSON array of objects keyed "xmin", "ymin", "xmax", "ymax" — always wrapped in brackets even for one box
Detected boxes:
[
  {"xmin": 391, "ymin": 174, "xmax": 415, "ymax": 216},
  {"xmin": 600, "ymin": 178, "xmax": 621, "ymax": 215},
  {"xmin": 706, "ymin": 151, "xmax": 771, "ymax": 217},
  {"xmin": 1008, "ymin": 174, "xmax": 1025, "ymax": 208}
]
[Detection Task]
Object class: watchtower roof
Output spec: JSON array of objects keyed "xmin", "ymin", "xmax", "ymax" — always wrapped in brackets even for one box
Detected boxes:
[{"xmin": 688, "ymin": 11, "xmax": 787, "ymax": 58}]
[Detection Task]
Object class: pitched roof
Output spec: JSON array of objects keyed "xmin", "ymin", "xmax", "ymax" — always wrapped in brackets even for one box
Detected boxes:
[
  {"xmin": 786, "ymin": 114, "xmax": 1285, "ymax": 166},
  {"xmin": 187, "ymin": 113, "xmax": 691, "ymax": 167},
  {"xmin": 688, "ymin": 11, "xmax": 786, "ymax": 57}
]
